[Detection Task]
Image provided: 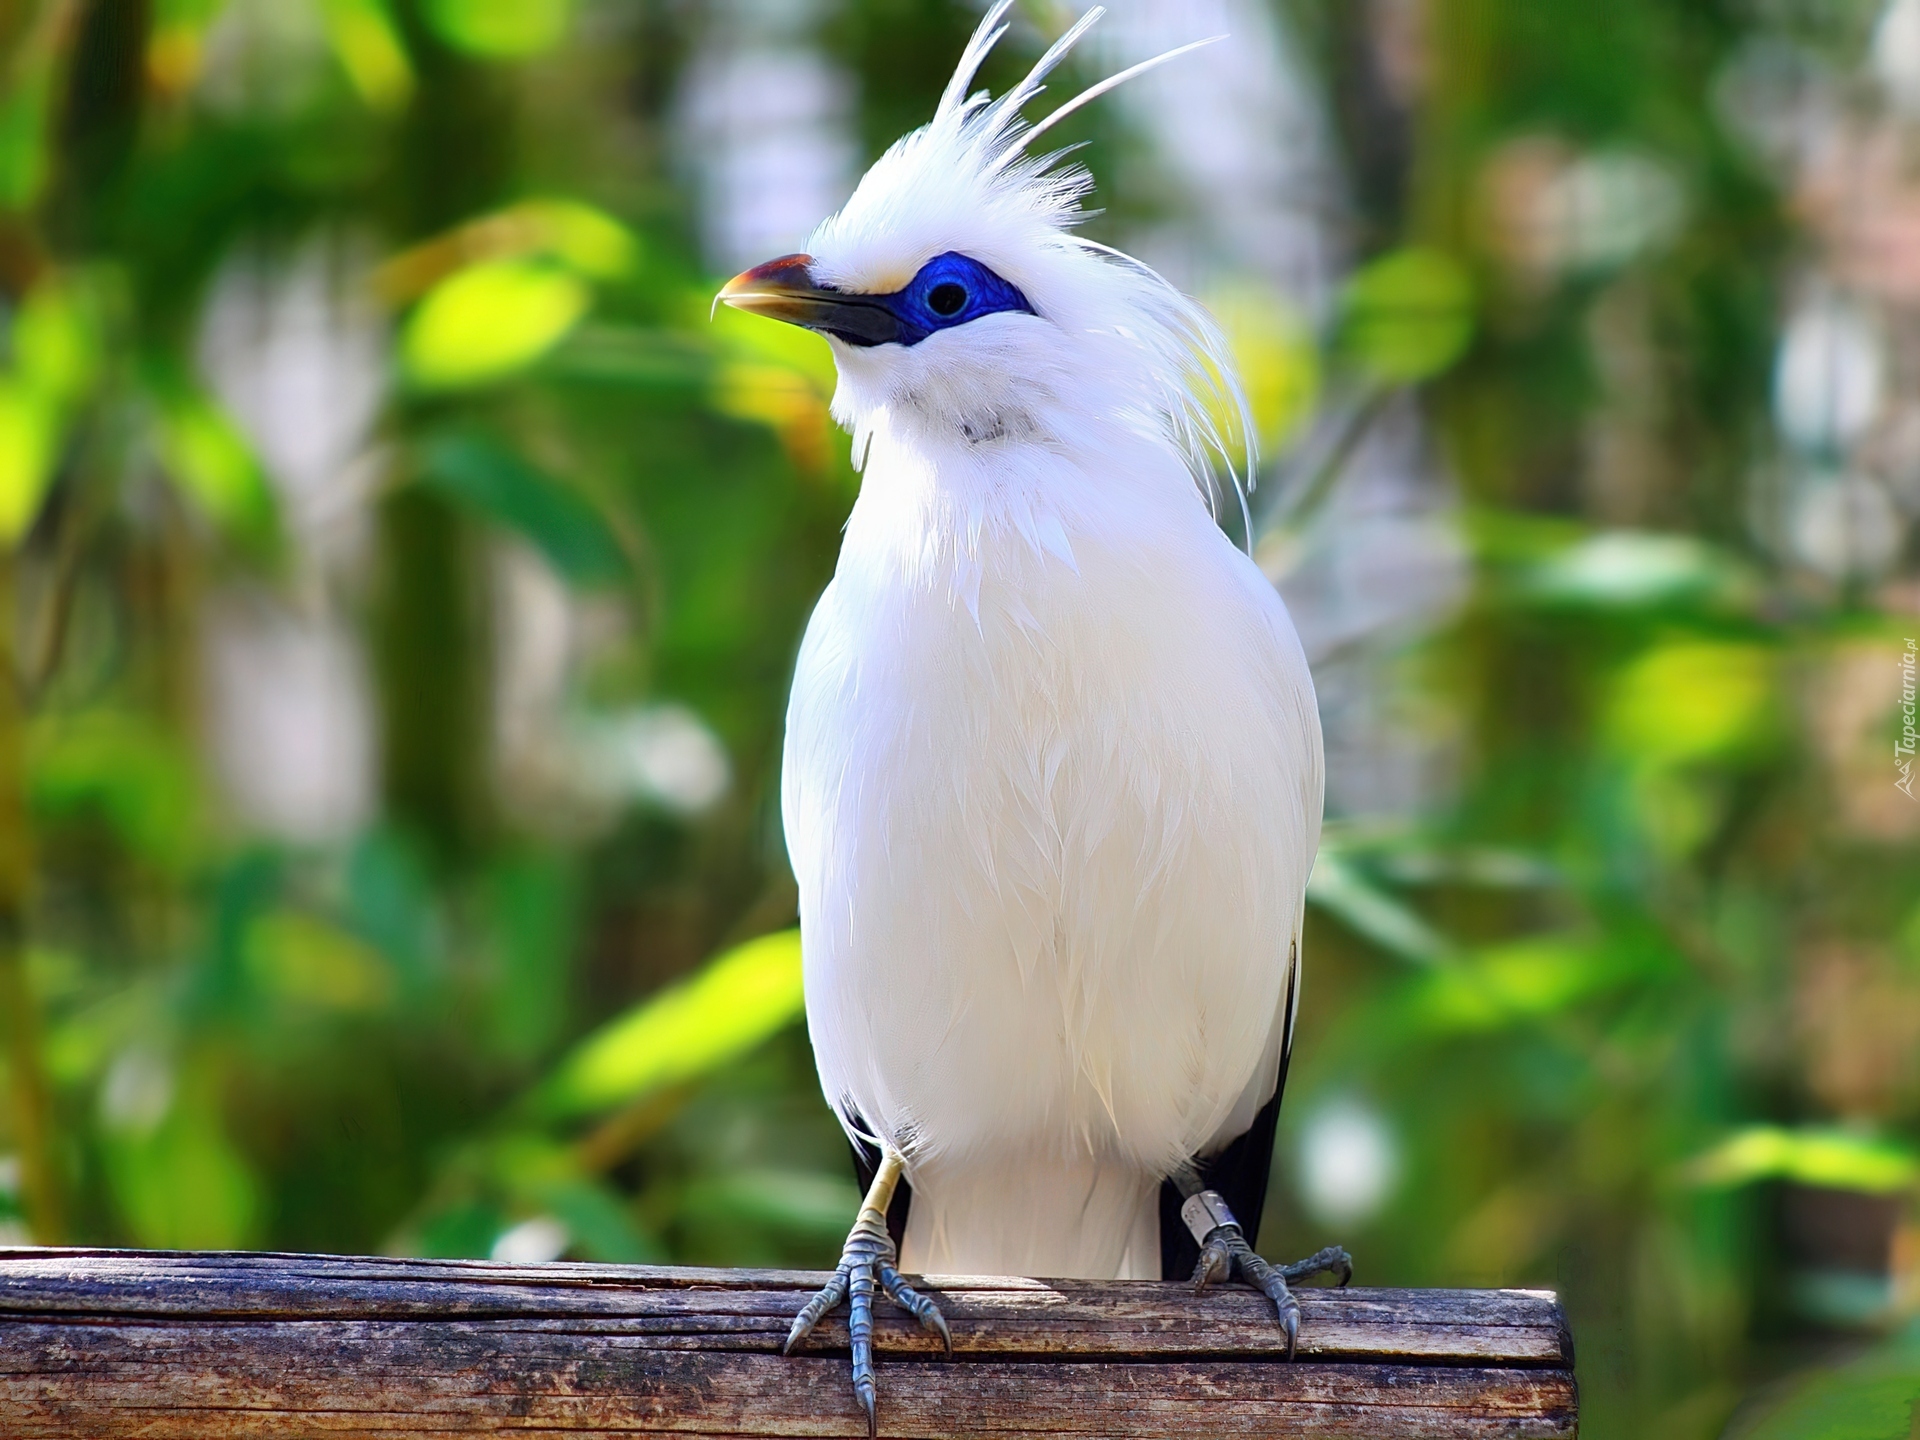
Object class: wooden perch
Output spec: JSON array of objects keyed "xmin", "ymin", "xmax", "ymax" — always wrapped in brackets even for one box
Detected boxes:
[{"xmin": 0, "ymin": 1248, "xmax": 1576, "ymax": 1437}]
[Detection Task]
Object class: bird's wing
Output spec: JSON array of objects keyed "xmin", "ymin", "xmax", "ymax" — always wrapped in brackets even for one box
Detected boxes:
[
  {"xmin": 1156, "ymin": 545, "xmax": 1318, "ymax": 1281},
  {"xmin": 1156, "ymin": 938, "xmax": 1300, "ymax": 1280}
]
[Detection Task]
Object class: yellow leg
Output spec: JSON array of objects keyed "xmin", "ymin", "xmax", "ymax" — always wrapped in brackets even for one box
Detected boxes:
[
  {"xmin": 860, "ymin": 1147, "xmax": 905, "ymax": 1226},
  {"xmin": 785, "ymin": 1145, "xmax": 949, "ymax": 1438}
]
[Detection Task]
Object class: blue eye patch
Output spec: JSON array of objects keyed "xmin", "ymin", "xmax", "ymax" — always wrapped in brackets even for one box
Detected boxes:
[
  {"xmin": 886, "ymin": 252, "xmax": 1035, "ymax": 345},
  {"xmin": 721, "ymin": 250, "xmax": 1038, "ymax": 348},
  {"xmin": 821, "ymin": 252, "xmax": 1035, "ymax": 348}
]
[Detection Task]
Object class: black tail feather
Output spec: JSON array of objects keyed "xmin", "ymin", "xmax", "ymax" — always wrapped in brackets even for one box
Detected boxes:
[{"xmin": 1157, "ymin": 1078, "xmax": 1285, "ymax": 1281}]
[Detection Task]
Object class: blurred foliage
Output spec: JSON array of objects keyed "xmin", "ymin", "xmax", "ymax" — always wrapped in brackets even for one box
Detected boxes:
[
  {"xmin": 0, "ymin": 3, "xmax": 1914, "ymax": 1439},
  {"xmin": 1335, "ymin": 246, "xmax": 1475, "ymax": 384}
]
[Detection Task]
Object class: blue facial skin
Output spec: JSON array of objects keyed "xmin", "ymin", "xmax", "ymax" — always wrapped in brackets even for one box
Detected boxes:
[{"xmin": 833, "ymin": 252, "xmax": 1035, "ymax": 347}]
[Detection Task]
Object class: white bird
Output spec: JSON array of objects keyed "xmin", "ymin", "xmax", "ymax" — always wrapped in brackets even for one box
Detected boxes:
[{"xmin": 718, "ymin": 6, "xmax": 1345, "ymax": 1428}]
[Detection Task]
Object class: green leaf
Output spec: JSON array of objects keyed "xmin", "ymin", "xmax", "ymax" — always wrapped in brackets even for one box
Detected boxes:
[
  {"xmin": 43, "ymin": 982, "xmax": 161, "ymax": 1088},
  {"xmin": 1686, "ymin": 1126, "xmax": 1920, "ymax": 1195},
  {"xmin": 1605, "ymin": 641, "xmax": 1777, "ymax": 765},
  {"xmin": 346, "ymin": 829, "xmax": 442, "ymax": 987},
  {"xmin": 104, "ymin": 1073, "xmax": 261, "ymax": 1249},
  {"xmin": 153, "ymin": 387, "xmax": 277, "ymax": 544},
  {"xmin": 1308, "ymin": 849, "xmax": 1453, "ymax": 964},
  {"xmin": 1337, "ymin": 247, "xmax": 1475, "ymax": 384},
  {"xmin": 0, "ymin": 44, "xmax": 54, "ymax": 209},
  {"xmin": 1521, "ymin": 531, "xmax": 1754, "ymax": 612},
  {"xmin": 0, "ymin": 278, "xmax": 102, "ymax": 544},
  {"xmin": 411, "ymin": 1199, "xmax": 508, "ymax": 1259},
  {"xmin": 485, "ymin": 850, "xmax": 578, "ymax": 1061},
  {"xmin": 29, "ymin": 711, "xmax": 203, "ymax": 868},
  {"xmin": 680, "ymin": 1168, "xmax": 864, "ymax": 1239},
  {"xmin": 320, "ymin": 0, "xmax": 415, "ymax": 111},
  {"xmin": 244, "ymin": 910, "xmax": 395, "ymax": 1014},
  {"xmin": 529, "ymin": 1176, "xmax": 661, "ymax": 1262},
  {"xmin": 0, "ymin": 379, "xmax": 58, "ymax": 544},
  {"xmin": 538, "ymin": 929, "xmax": 804, "ymax": 1117},
  {"xmin": 1738, "ymin": 1332, "xmax": 1920, "ymax": 1440},
  {"xmin": 424, "ymin": 0, "xmax": 572, "ymax": 59},
  {"xmin": 1899, "ymin": 900, "xmax": 1920, "ymax": 969},
  {"xmin": 1411, "ymin": 936, "xmax": 1630, "ymax": 1032},
  {"xmin": 419, "ymin": 432, "xmax": 629, "ymax": 587},
  {"xmin": 14, "ymin": 280, "xmax": 98, "ymax": 406},
  {"xmin": 514, "ymin": 199, "xmax": 638, "ymax": 280},
  {"xmin": 401, "ymin": 259, "xmax": 590, "ymax": 390}
]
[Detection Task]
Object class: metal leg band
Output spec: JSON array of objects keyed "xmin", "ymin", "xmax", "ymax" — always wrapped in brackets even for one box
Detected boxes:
[{"xmin": 1180, "ymin": 1188, "xmax": 1239, "ymax": 1246}]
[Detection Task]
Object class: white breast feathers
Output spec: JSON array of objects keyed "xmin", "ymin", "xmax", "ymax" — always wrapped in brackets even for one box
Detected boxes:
[{"xmin": 783, "ymin": 408, "xmax": 1322, "ymax": 1278}]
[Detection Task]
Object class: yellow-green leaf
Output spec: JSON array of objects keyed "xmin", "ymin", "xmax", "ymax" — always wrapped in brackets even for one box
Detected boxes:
[
  {"xmin": 1413, "ymin": 937, "xmax": 1627, "ymax": 1031},
  {"xmin": 1338, "ymin": 247, "xmax": 1475, "ymax": 384},
  {"xmin": 148, "ymin": 0, "xmax": 227, "ymax": 95},
  {"xmin": 1606, "ymin": 641, "xmax": 1776, "ymax": 764},
  {"xmin": 375, "ymin": 199, "xmax": 639, "ymax": 304},
  {"xmin": 321, "ymin": 0, "xmax": 415, "ymax": 111},
  {"xmin": 424, "ymin": 0, "xmax": 571, "ymax": 58},
  {"xmin": 402, "ymin": 260, "xmax": 590, "ymax": 390},
  {"xmin": 709, "ymin": 293, "xmax": 838, "ymax": 391},
  {"xmin": 516, "ymin": 199, "xmax": 637, "ymax": 280},
  {"xmin": 155, "ymin": 392, "xmax": 276, "ymax": 537},
  {"xmin": 539, "ymin": 929, "xmax": 804, "ymax": 1117},
  {"xmin": 1686, "ymin": 1126, "xmax": 1919, "ymax": 1195},
  {"xmin": 245, "ymin": 911, "xmax": 395, "ymax": 1013},
  {"xmin": 1205, "ymin": 281, "xmax": 1320, "ymax": 452},
  {"xmin": 0, "ymin": 380, "xmax": 58, "ymax": 544},
  {"xmin": 711, "ymin": 360, "xmax": 829, "ymax": 435},
  {"xmin": 13, "ymin": 281, "xmax": 97, "ymax": 405}
]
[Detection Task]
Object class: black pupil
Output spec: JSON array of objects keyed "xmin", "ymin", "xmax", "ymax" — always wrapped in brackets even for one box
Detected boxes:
[{"xmin": 928, "ymin": 282, "xmax": 968, "ymax": 317}]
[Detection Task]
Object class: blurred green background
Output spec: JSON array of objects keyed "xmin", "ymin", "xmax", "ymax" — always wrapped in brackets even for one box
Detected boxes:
[{"xmin": 1, "ymin": 0, "xmax": 1918, "ymax": 1435}]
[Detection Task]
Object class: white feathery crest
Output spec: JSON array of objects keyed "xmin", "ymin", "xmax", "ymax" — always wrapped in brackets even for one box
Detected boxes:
[
  {"xmin": 935, "ymin": 0, "xmax": 1016, "ymax": 120},
  {"xmin": 978, "ymin": 5, "xmax": 1108, "ymax": 146},
  {"xmin": 805, "ymin": 4, "xmax": 1255, "ymax": 527},
  {"xmin": 1012, "ymin": 35, "xmax": 1225, "ymax": 158}
]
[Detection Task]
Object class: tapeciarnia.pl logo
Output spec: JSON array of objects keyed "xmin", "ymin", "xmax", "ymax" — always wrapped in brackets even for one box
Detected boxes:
[{"xmin": 1899, "ymin": 638, "xmax": 1917, "ymax": 800}]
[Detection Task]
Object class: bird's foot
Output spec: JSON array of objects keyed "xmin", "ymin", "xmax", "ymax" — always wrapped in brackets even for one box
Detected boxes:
[
  {"xmin": 785, "ymin": 1150, "xmax": 949, "ymax": 1437},
  {"xmin": 1183, "ymin": 1189, "xmax": 1350, "ymax": 1359}
]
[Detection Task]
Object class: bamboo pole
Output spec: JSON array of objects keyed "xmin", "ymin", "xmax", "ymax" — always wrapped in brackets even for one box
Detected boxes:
[{"xmin": 0, "ymin": 1248, "xmax": 1578, "ymax": 1437}]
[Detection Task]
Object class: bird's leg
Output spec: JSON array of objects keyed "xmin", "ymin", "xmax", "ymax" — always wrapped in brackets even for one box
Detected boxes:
[
  {"xmin": 785, "ymin": 1146, "xmax": 950, "ymax": 1437},
  {"xmin": 1180, "ymin": 1184, "xmax": 1351, "ymax": 1360}
]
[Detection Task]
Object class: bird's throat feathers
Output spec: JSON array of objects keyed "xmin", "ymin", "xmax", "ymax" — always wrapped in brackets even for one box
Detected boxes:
[{"xmin": 836, "ymin": 382, "xmax": 1212, "ymax": 633}]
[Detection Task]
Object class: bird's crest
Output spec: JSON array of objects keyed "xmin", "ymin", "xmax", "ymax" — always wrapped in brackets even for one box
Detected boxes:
[{"xmin": 807, "ymin": 3, "xmax": 1254, "ymax": 526}]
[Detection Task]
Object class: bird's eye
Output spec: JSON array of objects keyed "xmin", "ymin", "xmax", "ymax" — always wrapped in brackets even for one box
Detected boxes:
[{"xmin": 928, "ymin": 282, "xmax": 968, "ymax": 317}]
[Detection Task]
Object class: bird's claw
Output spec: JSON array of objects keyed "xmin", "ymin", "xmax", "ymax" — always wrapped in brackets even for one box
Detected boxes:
[
  {"xmin": 786, "ymin": 1204, "xmax": 949, "ymax": 1437},
  {"xmin": 1191, "ymin": 1224, "xmax": 1350, "ymax": 1361},
  {"xmin": 880, "ymin": 1262, "xmax": 953, "ymax": 1354},
  {"xmin": 1282, "ymin": 1243, "xmax": 1354, "ymax": 1288}
]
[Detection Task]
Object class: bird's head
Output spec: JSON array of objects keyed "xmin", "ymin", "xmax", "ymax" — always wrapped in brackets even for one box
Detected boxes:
[{"xmin": 717, "ymin": 3, "xmax": 1249, "ymax": 495}]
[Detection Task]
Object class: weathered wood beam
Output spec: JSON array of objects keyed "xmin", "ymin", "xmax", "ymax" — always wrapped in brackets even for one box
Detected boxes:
[{"xmin": 0, "ymin": 1248, "xmax": 1576, "ymax": 1437}]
